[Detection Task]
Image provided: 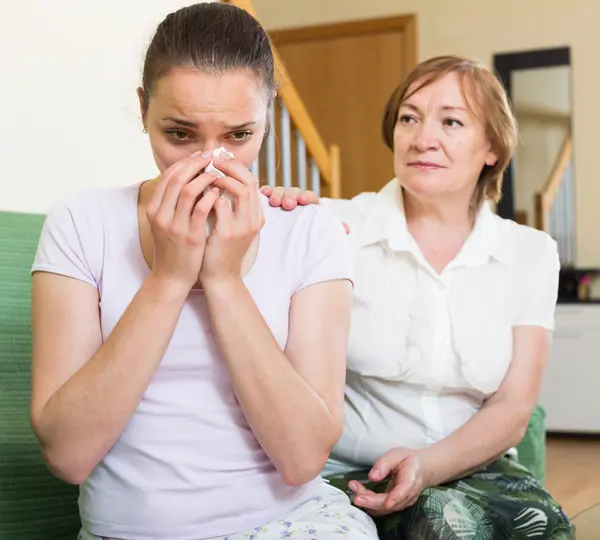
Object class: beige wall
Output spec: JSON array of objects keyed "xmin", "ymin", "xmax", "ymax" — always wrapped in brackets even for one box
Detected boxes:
[
  {"xmin": 1, "ymin": 0, "xmax": 196, "ymax": 215},
  {"xmin": 255, "ymin": 0, "xmax": 600, "ymax": 267}
]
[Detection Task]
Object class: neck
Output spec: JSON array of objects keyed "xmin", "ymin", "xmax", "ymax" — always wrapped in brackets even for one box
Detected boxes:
[{"xmin": 403, "ymin": 190, "xmax": 476, "ymax": 230}]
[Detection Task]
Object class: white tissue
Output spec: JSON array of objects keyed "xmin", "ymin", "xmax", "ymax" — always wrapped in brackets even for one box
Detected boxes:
[
  {"xmin": 205, "ymin": 146, "xmax": 234, "ymax": 178},
  {"xmin": 204, "ymin": 147, "xmax": 234, "ymax": 237}
]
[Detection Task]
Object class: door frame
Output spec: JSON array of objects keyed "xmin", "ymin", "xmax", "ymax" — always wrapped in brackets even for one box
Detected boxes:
[{"xmin": 269, "ymin": 15, "xmax": 418, "ymax": 74}]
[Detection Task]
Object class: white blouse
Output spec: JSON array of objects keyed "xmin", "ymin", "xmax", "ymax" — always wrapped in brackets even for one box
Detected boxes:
[{"xmin": 321, "ymin": 179, "xmax": 560, "ymax": 475}]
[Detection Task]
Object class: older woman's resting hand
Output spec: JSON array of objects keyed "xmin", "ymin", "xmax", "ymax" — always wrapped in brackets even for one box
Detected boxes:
[{"xmin": 349, "ymin": 448, "xmax": 428, "ymax": 516}]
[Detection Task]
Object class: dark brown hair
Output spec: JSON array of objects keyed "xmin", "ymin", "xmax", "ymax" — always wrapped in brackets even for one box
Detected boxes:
[
  {"xmin": 140, "ymin": 3, "xmax": 275, "ymax": 112},
  {"xmin": 382, "ymin": 55, "xmax": 517, "ymax": 208}
]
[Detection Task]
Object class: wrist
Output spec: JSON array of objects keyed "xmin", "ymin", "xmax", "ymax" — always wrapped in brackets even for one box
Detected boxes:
[
  {"xmin": 201, "ymin": 276, "xmax": 245, "ymax": 299},
  {"xmin": 413, "ymin": 447, "xmax": 437, "ymax": 489},
  {"xmin": 144, "ymin": 273, "xmax": 191, "ymax": 304}
]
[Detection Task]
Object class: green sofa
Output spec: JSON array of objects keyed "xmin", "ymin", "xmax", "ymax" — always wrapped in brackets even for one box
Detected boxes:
[{"xmin": 0, "ymin": 210, "xmax": 547, "ymax": 540}]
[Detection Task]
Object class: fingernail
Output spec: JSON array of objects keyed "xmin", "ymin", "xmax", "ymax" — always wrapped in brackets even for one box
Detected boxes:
[
  {"xmin": 372, "ymin": 468, "xmax": 381, "ymax": 479},
  {"xmin": 215, "ymin": 151, "xmax": 233, "ymax": 161},
  {"xmin": 191, "ymin": 150, "xmax": 203, "ymax": 157},
  {"xmin": 388, "ymin": 499, "xmax": 396, "ymax": 507},
  {"xmin": 354, "ymin": 497, "xmax": 365, "ymax": 506},
  {"xmin": 201, "ymin": 151, "xmax": 213, "ymax": 159}
]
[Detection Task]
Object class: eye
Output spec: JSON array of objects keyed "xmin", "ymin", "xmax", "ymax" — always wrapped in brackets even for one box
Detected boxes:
[
  {"xmin": 165, "ymin": 130, "xmax": 191, "ymax": 142},
  {"xmin": 444, "ymin": 118, "xmax": 464, "ymax": 128},
  {"xmin": 398, "ymin": 114, "xmax": 417, "ymax": 124},
  {"xmin": 229, "ymin": 131, "xmax": 253, "ymax": 142}
]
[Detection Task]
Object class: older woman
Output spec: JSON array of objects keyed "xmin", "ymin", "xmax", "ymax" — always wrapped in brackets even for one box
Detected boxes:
[{"xmin": 261, "ymin": 56, "xmax": 574, "ymax": 539}]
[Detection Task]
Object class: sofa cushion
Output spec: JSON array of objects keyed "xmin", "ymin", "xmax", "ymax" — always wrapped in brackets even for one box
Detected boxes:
[
  {"xmin": 516, "ymin": 404, "xmax": 547, "ymax": 486},
  {"xmin": 0, "ymin": 211, "xmax": 80, "ymax": 540}
]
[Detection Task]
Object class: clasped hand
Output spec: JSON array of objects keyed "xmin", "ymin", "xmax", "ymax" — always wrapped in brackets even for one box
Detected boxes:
[
  {"xmin": 350, "ymin": 448, "xmax": 428, "ymax": 516},
  {"xmin": 146, "ymin": 150, "xmax": 264, "ymax": 291}
]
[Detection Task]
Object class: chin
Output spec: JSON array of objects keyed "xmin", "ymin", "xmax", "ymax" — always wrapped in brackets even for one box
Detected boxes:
[
  {"xmin": 400, "ymin": 177, "xmax": 442, "ymax": 198},
  {"xmin": 404, "ymin": 187, "xmax": 446, "ymax": 202}
]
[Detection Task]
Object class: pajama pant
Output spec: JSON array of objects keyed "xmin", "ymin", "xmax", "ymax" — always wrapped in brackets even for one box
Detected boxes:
[{"xmin": 77, "ymin": 482, "xmax": 378, "ymax": 540}]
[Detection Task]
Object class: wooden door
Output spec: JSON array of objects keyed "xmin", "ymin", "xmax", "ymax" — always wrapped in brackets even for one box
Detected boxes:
[{"xmin": 271, "ymin": 16, "xmax": 417, "ymax": 199}]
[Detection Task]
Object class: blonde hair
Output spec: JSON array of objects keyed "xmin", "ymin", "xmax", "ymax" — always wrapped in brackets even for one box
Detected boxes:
[{"xmin": 382, "ymin": 55, "xmax": 517, "ymax": 208}]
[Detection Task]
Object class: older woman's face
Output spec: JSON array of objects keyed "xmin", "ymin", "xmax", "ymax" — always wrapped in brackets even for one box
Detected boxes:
[
  {"xmin": 393, "ymin": 72, "xmax": 497, "ymax": 203},
  {"xmin": 140, "ymin": 67, "xmax": 269, "ymax": 172}
]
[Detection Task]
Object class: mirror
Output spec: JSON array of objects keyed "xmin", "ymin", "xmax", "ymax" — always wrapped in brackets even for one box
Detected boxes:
[{"xmin": 494, "ymin": 47, "xmax": 575, "ymax": 266}]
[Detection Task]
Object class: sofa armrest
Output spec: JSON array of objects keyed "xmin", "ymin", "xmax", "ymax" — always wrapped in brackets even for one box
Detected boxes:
[{"xmin": 516, "ymin": 404, "xmax": 547, "ymax": 486}]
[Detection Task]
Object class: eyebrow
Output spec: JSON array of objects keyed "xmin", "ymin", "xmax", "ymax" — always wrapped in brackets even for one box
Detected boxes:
[
  {"xmin": 161, "ymin": 116, "xmax": 197, "ymax": 127},
  {"xmin": 401, "ymin": 103, "xmax": 468, "ymax": 113},
  {"xmin": 225, "ymin": 121, "xmax": 257, "ymax": 130},
  {"xmin": 161, "ymin": 117, "xmax": 257, "ymax": 130}
]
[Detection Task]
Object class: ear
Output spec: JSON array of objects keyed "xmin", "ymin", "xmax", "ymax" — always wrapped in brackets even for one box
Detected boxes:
[
  {"xmin": 137, "ymin": 87, "xmax": 147, "ymax": 126},
  {"xmin": 485, "ymin": 148, "xmax": 498, "ymax": 167}
]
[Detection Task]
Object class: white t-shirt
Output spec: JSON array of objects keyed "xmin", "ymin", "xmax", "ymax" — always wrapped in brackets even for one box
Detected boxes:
[
  {"xmin": 320, "ymin": 178, "xmax": 560, "ymax": 475},
  {"xmin": 32, "ymin": 183, "xmax": 353, "ymax": 539}
]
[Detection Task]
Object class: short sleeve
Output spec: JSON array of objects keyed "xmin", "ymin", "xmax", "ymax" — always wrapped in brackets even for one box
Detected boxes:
[
  {"xmin": 513, "ymin": 235, "xmax": 560, "ymax": 330},
  {"xmin": 294, "ymin": 206, "xmax": 354, "ymax": 293},
  {"xmin": 320, "ymin": 195, "xmax": 373, "ymax": 239},
  {"xmin": 31, "ymin": 197, "xmax": 98, "ymax": 287}
]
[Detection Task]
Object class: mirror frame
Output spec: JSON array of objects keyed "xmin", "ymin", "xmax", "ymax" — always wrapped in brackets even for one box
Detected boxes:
[{"xmin": 493, "ymin": 46, "xmax": 571, "ymax": 221}]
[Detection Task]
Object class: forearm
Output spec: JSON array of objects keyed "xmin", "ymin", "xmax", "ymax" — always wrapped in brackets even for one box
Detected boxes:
[
  {"xmin": 416, "ymin": 399, "xmax": 531, "ymax": 487},
  {"xmin": 203, "ymin": 279, "xmax": 340, "ymax": 485},
  {"xmin": 36, "ymin": 276, "xmax": 188, "ymax": 483}
]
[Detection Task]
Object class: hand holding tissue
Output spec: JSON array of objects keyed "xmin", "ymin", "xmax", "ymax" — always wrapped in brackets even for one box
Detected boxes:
[
  {"xmin": 197, "ymin": 148, "xmax": 265, "ymax": 283},
  {"xmin": 204, "ymin": 147, "xmax": 235, "ymax": 237}
]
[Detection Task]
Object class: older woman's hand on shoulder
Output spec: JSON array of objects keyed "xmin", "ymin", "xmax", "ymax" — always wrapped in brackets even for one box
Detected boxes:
[
  {"xmin": 260, "ymin": 185, "xmax": 350, "ymax": 235},
  {"xmin": 260, "ymin": 185, "xmax": 318, "ymax": 209}
]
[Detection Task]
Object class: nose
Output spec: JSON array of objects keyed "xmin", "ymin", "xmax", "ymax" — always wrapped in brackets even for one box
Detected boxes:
[
  {"xmin": 411, "ymin": 119, "xmax": 441, "ymax": 153},
  {"xmin": 203, "ymin": 144, "xmax": 221, "ymax": 155}
]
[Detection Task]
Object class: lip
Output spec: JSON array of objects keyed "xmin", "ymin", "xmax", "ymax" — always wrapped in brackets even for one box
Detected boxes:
[{"xmin": 408, "ymin": 161, "xmax": 444, "ymax": 170}]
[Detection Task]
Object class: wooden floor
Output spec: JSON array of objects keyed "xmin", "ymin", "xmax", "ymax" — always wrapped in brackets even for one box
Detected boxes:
[{"xmin": 546, "ymin": 435, "xmax": 600, "ymax": 518}]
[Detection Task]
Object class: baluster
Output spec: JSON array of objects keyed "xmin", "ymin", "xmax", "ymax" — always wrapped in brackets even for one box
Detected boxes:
[
  {"xmin": 280, "ymin": 101, "xmax": 292, "ymax": 188},
  {"xmin": 561, "ymin": 173, "xmax": 569, "ymax": 263},
  {"xmin": 296, "ymin": 130, "xmax": 307, "ymax": 191},
  {"xmin": 564, "ymin": 162, "xmax": 576, "ymax": 264},
  {"xmin": 310, "ymin": 158, "xmax": 320, "ymax": 197},
  {"xmin": 556, "ymin": 180, "xmax": 566, "ymax": 263},
  {"xmin": 265, "ymin": 104, "xmax": 276, "ymax": 187}
]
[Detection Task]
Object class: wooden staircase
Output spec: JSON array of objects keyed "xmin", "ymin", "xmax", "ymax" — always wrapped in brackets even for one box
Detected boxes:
[
  {"xmin": 224, "ymin": 0, "xmax": 341, "ymax": 198},
  {"xmin": 533, "ymin": 131, "xmax": 575, "ymax": 264}
]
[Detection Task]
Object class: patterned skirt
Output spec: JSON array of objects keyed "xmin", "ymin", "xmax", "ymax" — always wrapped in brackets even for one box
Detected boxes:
[{"xmin": 326, "ymin": 457, "xmax": 575, "ymax": 539}]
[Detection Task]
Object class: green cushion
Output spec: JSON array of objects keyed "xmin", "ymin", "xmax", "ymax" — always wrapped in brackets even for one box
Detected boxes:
[
  {"xmin": 516, "ymin": 404, "xmax": 546, "ymax": 486},
  {"xmin": 0, "ymin": 211, "xmax": 80, "ymax": 540}
]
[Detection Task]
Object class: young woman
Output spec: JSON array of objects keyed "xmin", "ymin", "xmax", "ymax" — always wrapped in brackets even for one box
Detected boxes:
[{"xmin": 29, "ymin": 4, "xmax": 377, "ymax": 539}]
